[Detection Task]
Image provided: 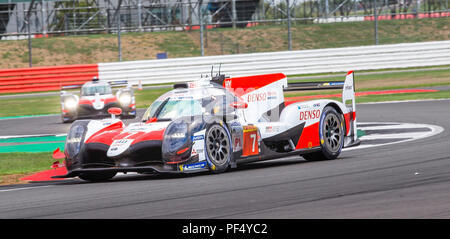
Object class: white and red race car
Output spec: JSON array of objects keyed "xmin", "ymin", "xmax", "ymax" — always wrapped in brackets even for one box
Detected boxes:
[
  {"xmin": 60, "ymin": 78, "xmax": 137, "ymax": 123},
  {"xmin": 54, "ymin": 71, "xmax": 359, "ymax": 182}
]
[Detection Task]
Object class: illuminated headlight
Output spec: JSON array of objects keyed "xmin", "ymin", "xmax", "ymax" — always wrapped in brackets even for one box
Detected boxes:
[
  {"xmin": 171, "ymin": 132, "xmax": 186, "ymax": 138},
  {"xmin": 64, "ymin": 98, "xmax": 77, "ymax": 110},
  {"xmin": 119, "ymin": 94, "xmax": 132, "ymax": 106},
  {"xmin": 162, "ymin": 121, "xmax": 189, "ymax": 153}
]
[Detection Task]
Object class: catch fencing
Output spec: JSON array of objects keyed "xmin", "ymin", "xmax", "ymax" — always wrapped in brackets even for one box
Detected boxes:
[{"xmin": 0, "ymin": 40, "xmax": 449, "ymax": 94}]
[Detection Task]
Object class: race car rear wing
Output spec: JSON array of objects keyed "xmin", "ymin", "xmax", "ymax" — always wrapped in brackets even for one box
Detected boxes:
[
  {"xmin": 284, "ymin": 81, "xmax": 345, "ymax": 91},
  {"xmin": 283, "ymin": 71, "xmax": 355, "ymax": 106}
]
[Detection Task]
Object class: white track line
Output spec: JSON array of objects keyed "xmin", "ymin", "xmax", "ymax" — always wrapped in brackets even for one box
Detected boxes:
[
  {"xmin": 0, "ymin": 185, "xmax": 53, "ymax": 193},
  {"xmin": 0, "ymin": 134, "xmax": 67, "ymax": 139},
  {"xmin": 344, "ymin": 122, "xmax": 444, "ymax": 151},
  {"xmin": 358, "ymin": 124, "xmax": 430, "ymax": 130},
  {"xmin": 358, "ymin": 98, "xmax": 450, "ymax": 105},
  {"xmin": 360, "ymin": 132, "xmax": 430, "ymax": 140}
]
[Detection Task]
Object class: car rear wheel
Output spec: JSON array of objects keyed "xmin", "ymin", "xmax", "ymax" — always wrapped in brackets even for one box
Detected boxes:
[
  {"xmin": 303, "ymin": 106, "xmax": 344, "ymax": 161},
  {"xmin": 205, "ymin": 123, "xmax": 232, "ymax": 173},
  {"xmin": 78, "ymin": 172, "xmax": 117, "ymax": 182}
]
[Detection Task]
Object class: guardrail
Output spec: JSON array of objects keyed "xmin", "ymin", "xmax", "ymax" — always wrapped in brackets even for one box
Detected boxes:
[
  {"xmin": 0, "ymin": 64, "xmax": 98, "ymax": 94},
  {"xmin": 0, "ymin": 40, "xmax": 449, "ymax": 94},
  {"xmin": 98, "ymin": 40, "xmax": 450, "ymax": 85}
]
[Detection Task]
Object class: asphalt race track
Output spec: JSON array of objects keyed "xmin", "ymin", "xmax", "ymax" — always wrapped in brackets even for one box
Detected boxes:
[
  {"xmin": 0, "ymin": 99, "xmax": 449, "ymax": 218},
  {"xmin": 0, "ymin": 109, "xmax": 148, "ymax": 136}
]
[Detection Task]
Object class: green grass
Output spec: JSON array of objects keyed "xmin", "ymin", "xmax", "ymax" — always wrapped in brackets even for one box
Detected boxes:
[
  {"xmin": 0, "ymin": 87, "xmax": 171, "ymax": 117},
  {"xmin": 354, "ymin": 69, "xmax": 449, "ymax": 83},
  {"xmin": 285, "ymin": 82, "xmax": 450, "ymax": 98},
  {"xmin": 2, "ymin": 51, "xmax": 11, "ymax": 59},
  {"xmin": 288, "ymin": 67, "xmax": 450, "ymax": 93},
  {"xmin": 31, "ymin": 36, "xmax": 112, "ymax": 56},
  {"xmin": 356, "ymin": 90, "xmax": 450, "ymax": 103},
  {"xmin": 134, "ymin": 88, "xmax": 172, "ymax": 108},
  {"xmin": 0, "ymin": 152, "xmax": 54, "ymax": 177},
  {"xmin": 289, "ymin": 67, "xmax": 450, "ymax": 82},
  {"xmin": 0, "ymin": 95, "xmax": 60, "ymax": 117},
  {"xmin": 357, "ymin": 82, "xmax": 450, "ymax": 92},
  {"xmin": 154, "ymin": 33, "xmax": 201, "ymax": 58}
]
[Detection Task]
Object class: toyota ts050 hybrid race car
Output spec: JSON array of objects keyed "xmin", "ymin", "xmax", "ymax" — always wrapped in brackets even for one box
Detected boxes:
[
  {"xmin": 60, "ymin": 78, "xmax": 137, "ymax": 123},
  {"xmin": 53, "ymin": 71, "xmax": 359, "ymax": 182}
]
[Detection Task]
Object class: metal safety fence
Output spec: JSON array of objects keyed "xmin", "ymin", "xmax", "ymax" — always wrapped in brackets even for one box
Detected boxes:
[{"xmin": 98, "ymin": 40, "xmax": 450, "ymax": 85}]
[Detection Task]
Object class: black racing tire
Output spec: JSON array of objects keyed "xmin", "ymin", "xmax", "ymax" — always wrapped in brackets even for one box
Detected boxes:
[
  {"xmin": 303, "ymin": 106, "xmax": 344, "ymax": 161},
  {"xmin": 205, "ymin": 122, "xmax": 232, "ymax": 174},
  {"xmin": 78, "ymin": 172, "xmax": 117, "ymax": 182}
]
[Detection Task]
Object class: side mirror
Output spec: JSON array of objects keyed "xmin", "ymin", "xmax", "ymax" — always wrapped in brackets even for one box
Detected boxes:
[
  {"xmin": 108, "ymin": 107, "xmax": 122, "ymax": 119},
  {"xmin": 230, "ymin": 102, "xmax": 248, "ymax": 109},
  {"xmin": 146, "ymin": 117, "xmax": 158, "ymax": 123}
]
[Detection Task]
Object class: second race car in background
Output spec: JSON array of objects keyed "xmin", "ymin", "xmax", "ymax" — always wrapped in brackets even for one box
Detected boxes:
[{"xmin": 60, "ymin": 78, "xmax": 137, "ymax": 123}]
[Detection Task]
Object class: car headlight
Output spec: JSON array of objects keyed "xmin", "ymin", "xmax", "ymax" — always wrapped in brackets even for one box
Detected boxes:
[
  {"xmin": 171, "ymin": 132, "xmax": 186, "ymax": 138},
  {"xmin": 162, "ymin": 121, "xmax": 189, "ymax": 153},
  {"xmin": 119, "ymin": 93, "xmax": 132, "ymax": 106},
  {"xmin": 64, "ymin": 98, "xmax": 77, "ymax": 110},
  {"xmin": 65, "ymin": 124, "xmax": 85, "ymax": 156}
]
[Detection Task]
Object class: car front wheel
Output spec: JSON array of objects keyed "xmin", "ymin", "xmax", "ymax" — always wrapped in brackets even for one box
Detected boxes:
[{"xmin": 205, "ymin": 123, "xmax": 232, "ymax": 173}]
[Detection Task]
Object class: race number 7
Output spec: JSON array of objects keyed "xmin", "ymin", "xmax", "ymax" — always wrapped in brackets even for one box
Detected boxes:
[
  {"xmin": 242, "ymin": 129, "xmax": 259, "ymax": 156},
  {"xmin": 250, "ymin": 133, "xmax": 257, "ymax": 152}
]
